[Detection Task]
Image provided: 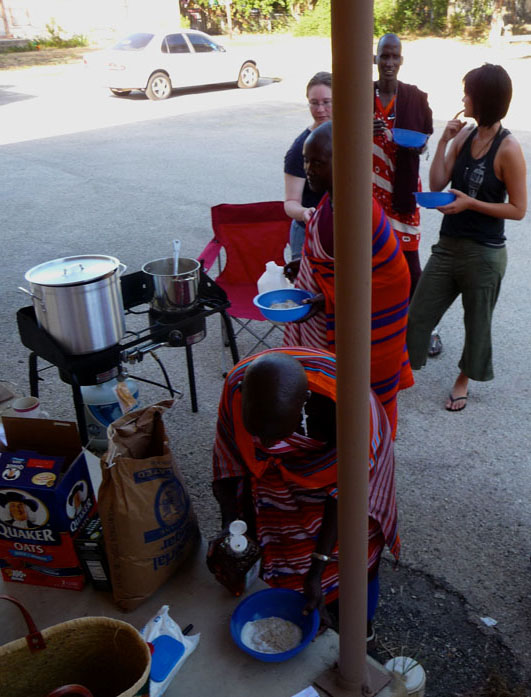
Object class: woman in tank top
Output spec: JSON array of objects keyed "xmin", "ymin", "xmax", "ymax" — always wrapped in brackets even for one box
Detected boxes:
[{"xmin": 406, "ymin": 64, "xmax": 527, "ymax": 411}]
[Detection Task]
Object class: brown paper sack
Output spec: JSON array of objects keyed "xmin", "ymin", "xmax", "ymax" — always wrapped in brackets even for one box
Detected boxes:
[{"xmin": 98, "ymin": 400, "xmax": 200, "ymax": 610}]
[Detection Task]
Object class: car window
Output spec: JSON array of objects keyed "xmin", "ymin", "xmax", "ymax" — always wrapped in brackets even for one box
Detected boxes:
[
  {"xmin": 187, "ymin": 33, "xmax": 222, "ymax": 53},
  {"xmin": 113, "ymin": 33, "xmax": 154, "ymax": 50},
  {"xmin": 162, "ymin": 34, "xmax": 191, "ymax": 54}
]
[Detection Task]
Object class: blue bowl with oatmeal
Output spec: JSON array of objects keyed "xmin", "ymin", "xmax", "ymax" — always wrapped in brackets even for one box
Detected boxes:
[
  {"xmin": 253, "ymin": 289, "xmax": 314, "ymax": 323},
  {"xmin": 231, "ymin": 588, "xmax": 320, "ymax": 662}
]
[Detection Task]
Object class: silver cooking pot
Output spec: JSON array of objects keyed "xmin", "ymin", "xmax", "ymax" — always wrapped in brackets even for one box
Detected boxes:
[
  {"xmin": 142, "ymin": 257, "xmax": 200, "ymax": 313},
  {"xmin": 20, "ymin": 255, "xmax": 126, "ymax": 355}
]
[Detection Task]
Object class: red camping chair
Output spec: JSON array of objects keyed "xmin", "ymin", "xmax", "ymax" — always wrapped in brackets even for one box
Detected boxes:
[{"xmin": 198, "ymin": 201, "xmax": 291, "ymax": 362}]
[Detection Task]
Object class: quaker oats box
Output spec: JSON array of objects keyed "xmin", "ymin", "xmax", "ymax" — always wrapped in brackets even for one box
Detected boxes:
[{"xmin": 0, "ymin": 416, "xmax": 97, "ymax": 590}]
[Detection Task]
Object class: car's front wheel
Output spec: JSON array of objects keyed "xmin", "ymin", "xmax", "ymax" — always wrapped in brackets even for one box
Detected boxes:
[
  {"xmin": 110, "ymin": 89, "xmax": 132, "ymax": 96},
  {"xmin": 145, "ymin": 72, "xmax": 172, "ymax": 100},
  {"xmin": 237, "ymin": 62, "xmax": 259, "ymax": 89}
]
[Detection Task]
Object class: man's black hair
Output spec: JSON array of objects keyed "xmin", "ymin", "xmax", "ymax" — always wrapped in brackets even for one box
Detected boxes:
[{"xmin": 463, "ymin": 63, "xmax": 512, "ymax": 127}]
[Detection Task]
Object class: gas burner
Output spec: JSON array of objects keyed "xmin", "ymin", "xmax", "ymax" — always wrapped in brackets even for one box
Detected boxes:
[
  {"xmin": 148, "ymin": 306, "xmax": 206, "ymax": 347},
  {"xmin": 16, "ymin": 269, "xmax": 239, "ymax": 445}
]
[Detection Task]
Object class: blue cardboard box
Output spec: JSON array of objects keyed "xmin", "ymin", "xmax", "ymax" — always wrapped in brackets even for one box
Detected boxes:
[{"xmin": 0, "ymin": 417, "xmax": 97, "ymax": 590}]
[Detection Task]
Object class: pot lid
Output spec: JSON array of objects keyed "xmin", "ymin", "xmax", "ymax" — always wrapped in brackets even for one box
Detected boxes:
[{"xmin": 25, "ymin": 255, "xmax": 120, "ymax": 286}]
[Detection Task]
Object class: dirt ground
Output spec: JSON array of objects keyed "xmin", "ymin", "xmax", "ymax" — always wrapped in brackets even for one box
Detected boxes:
[
  {"xmin": 369, "ymin": 560, "xmax": 530, "ymax": 696},
  {"xmin": 0, "ymin": 46, "xmax": 96, "ymax": 70},
  {"xmin": 2, "ymin": 41, "xmax": 530, "ymax": 697}
]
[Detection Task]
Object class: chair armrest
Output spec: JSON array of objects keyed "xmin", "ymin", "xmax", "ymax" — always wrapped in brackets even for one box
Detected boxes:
[{"xmin": 197, "ymin": 238, "xmax": 222, "ymax": 272}]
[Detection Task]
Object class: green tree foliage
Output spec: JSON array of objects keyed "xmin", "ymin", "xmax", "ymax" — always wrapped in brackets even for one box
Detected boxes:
[
  {"xmin": 190, "ymin": 0, "xmax": 502, "ymax": 36},
  {"xmin": 290, "ymin": 0, "xmax": 497, "ymax": 37},
  {"xmin": 292, "ymin": 0, "xmax": 330, "ymax": 36},
  {"xmin": 374, "ymin": 0, "xmax": 397, "ymax": 35},
  {"xmin": 192, "ymin": 0, "xmax": 292, "ymax": 33}
]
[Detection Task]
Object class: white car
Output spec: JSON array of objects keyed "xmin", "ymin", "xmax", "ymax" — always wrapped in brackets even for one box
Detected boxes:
[{"xmin": 83, "ymin": 29, "xmax": 260, "ymax": 100}]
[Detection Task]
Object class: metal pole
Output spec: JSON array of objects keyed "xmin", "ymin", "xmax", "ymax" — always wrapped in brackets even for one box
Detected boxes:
[{"xmin": 332, "ymin": 0, "xmax": 374, "ymax": 691}]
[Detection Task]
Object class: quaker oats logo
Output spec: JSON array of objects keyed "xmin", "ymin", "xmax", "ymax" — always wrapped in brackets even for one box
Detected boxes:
[
  {"xmin": 0, "ymin": 489, "xmax": 49, "ymax": 529},
  {"xmin": 154, "ymin": 480, "xmax": 188, "ymax": 529},
  {"xmin": 66, "ymin": 480, "xmax": 88, "ymax": 520},
  {"xmin": 2, "ymin": 467, "xmax": 21, "ymax": 482}
]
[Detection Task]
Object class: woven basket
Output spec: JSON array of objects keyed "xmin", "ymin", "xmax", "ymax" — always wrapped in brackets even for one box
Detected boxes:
[{"xmin": 0, "ymin": 595, "xmax": 151, "ymax": 697}]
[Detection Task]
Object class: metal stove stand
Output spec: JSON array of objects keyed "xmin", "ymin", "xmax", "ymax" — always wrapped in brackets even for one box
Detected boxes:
[{"xmin": 16, "ymin": 270, "xmax": 239, "ymax": 446}]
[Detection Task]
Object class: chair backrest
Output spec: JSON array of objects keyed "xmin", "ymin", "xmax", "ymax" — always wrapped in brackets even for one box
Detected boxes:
[{"xmin": 210, "ymin": 202, "xmax": 291, "ymax": 319}]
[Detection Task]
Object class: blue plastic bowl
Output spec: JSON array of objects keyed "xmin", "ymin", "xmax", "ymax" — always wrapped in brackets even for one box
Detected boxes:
[
  {"xmin": 253, "ymin": 288, "xmax": 313, "ymax": 323},
  {"xmin": 414, "ymin": 191, "xmax": 456, "ymax": 208},
  {"xmin": 231, "ymin": 588, "xmax": 320, "ymax": 663},
  {"xmin": 392, "ymin": 128, "xmax": 429, "ymax": 148}
]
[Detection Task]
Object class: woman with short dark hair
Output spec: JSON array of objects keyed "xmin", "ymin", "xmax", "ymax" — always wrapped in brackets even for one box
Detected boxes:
[
  {"xmin": 406, "ymin": 63, "xmax": 527, "ymax": 412},
  {"xmin": 463, "ymin": 63, "xmax": 513, "ymax": 127}
]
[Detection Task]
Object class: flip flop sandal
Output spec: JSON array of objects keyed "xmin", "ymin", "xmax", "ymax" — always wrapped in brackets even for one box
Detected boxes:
[{"xmin": 446, "ymin": 393, "xmax": 468, "ymax": 412}]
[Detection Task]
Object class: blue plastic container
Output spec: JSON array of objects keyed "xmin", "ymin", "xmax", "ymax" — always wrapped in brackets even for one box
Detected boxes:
[
  {"xmin": 230, "ymin": 588, "xmax": 320, "ymax": 662},
  {"xmin": 253, "ymin": 289, "xmax": 313, "ymax": 323},
  {"xmin": 150, "ymin": 635, "xmax": 185, "ymax": 682},
  {"xmin": 414, "ymin": 191, "xmax": 456, "ymax": 208},
  {"xmin": 392, "ymin": 128, "xmax": 429, "ymax": 148}
]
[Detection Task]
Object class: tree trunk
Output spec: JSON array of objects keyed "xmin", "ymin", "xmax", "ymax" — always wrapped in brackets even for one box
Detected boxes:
[
  {"xmin": 0, "ymin": 0, "xmax": 11, "ymax": 37},
  {"xmin": 446, "ymin": 0, "xmax": 456, "ymax": 21}
]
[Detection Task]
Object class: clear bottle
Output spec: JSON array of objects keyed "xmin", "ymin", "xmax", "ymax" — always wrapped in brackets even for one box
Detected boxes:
[{"xmin": 206, "ymin": 520, "xmax": 261, "ymax": 596}]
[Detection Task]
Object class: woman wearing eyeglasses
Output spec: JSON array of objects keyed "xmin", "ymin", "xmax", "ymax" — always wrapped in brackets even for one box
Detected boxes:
[{"xmin": 283, "ymin": 71, "xmax": 332, "ymax": 260}]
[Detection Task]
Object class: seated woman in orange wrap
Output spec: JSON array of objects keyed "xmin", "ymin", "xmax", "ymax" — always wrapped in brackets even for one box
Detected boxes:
[{"xmin": 283, "ymin": 121, "xmax": 413, "ymax": 438}]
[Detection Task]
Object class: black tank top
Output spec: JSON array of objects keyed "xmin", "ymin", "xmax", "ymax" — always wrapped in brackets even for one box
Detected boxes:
[{"xmin": 440, "ymin": 126, "xmax": 510, "ymax": 247}]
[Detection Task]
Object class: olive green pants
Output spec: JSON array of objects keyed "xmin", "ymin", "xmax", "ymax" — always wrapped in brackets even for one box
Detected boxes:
[{"xmin": 406, "ymin": 236, "xmax": 507, "ymax": 381}]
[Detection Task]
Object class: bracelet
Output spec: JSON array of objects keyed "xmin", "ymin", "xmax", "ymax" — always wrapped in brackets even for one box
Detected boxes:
[{"xmin": 311, "ymin": 551, "xmax": 331, "ymax": 563}]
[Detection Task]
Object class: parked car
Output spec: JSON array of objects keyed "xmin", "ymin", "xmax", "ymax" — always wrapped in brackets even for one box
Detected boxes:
[{"xmin": 83, "ymin": 29, "xmax": 260, "ymax": 100}]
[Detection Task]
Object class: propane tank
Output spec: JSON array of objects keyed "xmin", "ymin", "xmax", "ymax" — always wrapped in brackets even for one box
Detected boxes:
[{"xmin": 81, "ymin": 377, "xmax": 139, "ymax": 450}]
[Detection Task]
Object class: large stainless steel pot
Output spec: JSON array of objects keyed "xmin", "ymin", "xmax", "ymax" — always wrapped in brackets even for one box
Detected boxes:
[
  {"xmin": 142, "ymin": 257, "xmax": 200, "ymax": 313},
  {"xmin": 20, "ymin": 255, "xmax": 126, "ymax": 355}
]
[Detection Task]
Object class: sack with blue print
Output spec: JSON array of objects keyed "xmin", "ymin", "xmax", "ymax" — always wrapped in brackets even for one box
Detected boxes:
[{"xmin": 98, "ymin": 400, "xmax": 200, "ymax": 611}]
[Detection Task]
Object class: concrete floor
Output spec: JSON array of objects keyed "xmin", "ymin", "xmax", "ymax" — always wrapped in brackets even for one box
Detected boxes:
[{"xmin": 1, "ymin": 35, "xmax": 531, "ymax": 692}]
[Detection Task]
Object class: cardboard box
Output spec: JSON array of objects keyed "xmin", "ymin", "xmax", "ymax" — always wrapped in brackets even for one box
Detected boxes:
[
  {"xmin": 0, "ymin": 417, "xmax": 98, "ymax": 590},
  {"xmin": 74, "ymin": 515, "xmax": 112, "ymax": 591}
]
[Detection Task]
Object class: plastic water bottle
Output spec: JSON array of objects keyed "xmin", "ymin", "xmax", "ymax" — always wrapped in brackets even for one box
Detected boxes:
[
  {"xmin": 206, "ymin": 520, "xmax": 261, "ymax": 596},
  {"xmin": 257, "ymin": 261, "xmax": 292, "ymax": 295},
  {"xmin": 81, "ymin": 377, "xmax": 139, "ymax": 450}
]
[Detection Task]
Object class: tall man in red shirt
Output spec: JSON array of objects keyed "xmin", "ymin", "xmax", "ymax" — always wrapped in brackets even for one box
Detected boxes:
[{"xmin": 373, "ymin": 33, "xmax": 442, "ymax": 356}]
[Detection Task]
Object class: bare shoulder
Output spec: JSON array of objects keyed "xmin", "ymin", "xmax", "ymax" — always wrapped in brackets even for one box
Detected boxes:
[
  {"xmin": 497, "ymin": 134, "xmax": 526, "ymax": 171},
  {"xmin": 499, "ymin": 132, "xmax": 524, "ymax": 155}
]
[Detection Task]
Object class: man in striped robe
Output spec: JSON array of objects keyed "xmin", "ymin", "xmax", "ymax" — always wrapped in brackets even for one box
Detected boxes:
[
  {"xmin": 211, "ymin": 348, "xmax": 399, "ymax": 629},
  {"xmin": 283, "ymin": 121, "xmax": 413, "ymax": 438}
]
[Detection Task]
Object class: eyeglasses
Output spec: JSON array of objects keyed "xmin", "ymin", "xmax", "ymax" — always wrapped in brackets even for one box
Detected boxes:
[{"xmin": 308, "ymin": 99, "xmax": 332, "ymax": 108}]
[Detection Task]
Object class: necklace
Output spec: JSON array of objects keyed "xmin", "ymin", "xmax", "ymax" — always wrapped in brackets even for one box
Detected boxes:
[
  {"xmin": 300, "ymin": 404, "xmax": 309, "ymax": 437},
  {"xmin": 471, "ymin": 126, "xmax": 499, "ymax": 160},
  {"xmin": 375, "ymin": 85, "xmax": 397, "ymax": 113}
]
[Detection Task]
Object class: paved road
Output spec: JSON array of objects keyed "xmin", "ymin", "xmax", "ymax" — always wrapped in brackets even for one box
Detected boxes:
[{"xmin": 1, "ymin": 36, "xmax": 530, "ymax": 680}]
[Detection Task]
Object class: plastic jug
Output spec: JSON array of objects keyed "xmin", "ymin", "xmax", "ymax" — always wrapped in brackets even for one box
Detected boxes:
[
  {"xmin": 206, "ymin": 520, "xmax": 261, "ymax": 596},
  {"xmin": 81, "ymin": 377, "xmax": 139, "ymax": 450},
  {"xmin": 257, "ymin": 261, "xmax": 292, "ymax": 295}
]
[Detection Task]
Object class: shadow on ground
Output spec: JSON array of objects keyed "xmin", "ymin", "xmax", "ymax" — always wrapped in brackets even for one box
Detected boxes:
[{"xmin": 0, "ymin": 86, "xmax": 35, "ymax": 105}]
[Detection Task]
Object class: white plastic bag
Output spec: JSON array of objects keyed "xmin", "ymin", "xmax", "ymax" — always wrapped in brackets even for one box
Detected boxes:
[{"xmin": 141, "ymin": 605, "xmax": 200, "ymax": 697}]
